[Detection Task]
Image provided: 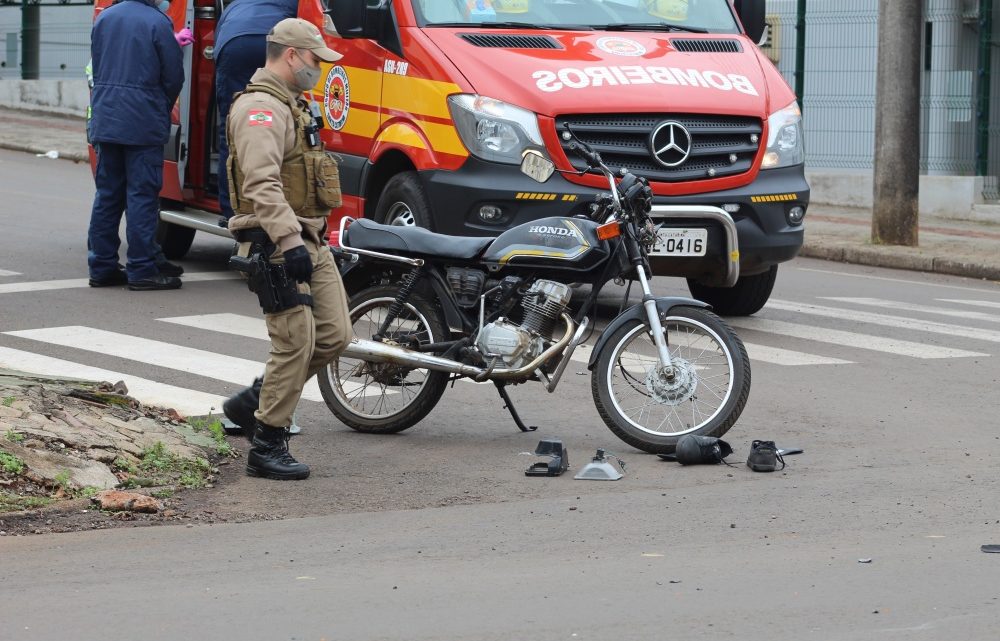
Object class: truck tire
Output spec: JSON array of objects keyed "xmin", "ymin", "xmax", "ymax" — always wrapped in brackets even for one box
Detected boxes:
[
  {"xmin": 156, "ymin": 220, "xmax": 196, "ymax": 260},
  {"xmin": 687, "ymin": 264, "xmax": 778, "ymax": 316},
  {"xmin": 373, "ymin": 172, "xmax": 435, "ymax": 230}
]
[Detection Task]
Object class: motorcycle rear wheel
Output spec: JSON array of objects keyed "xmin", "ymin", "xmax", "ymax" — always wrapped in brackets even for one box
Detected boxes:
[
  {"xmin": 591, "ymin": 306, "xmax": 751, "ymax": 454},
  {"xmin": 318, "ymin": 285, "xmax": 449, "ymax": 433}
]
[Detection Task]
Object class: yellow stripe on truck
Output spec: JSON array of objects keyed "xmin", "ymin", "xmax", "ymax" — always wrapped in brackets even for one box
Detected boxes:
[
  {"xmin": 377, "ymin": 123, "xmax": 429, "ymax": 150},
  {"xmin": 420, "ymin": 121, "xmax": 466, "ymax": 157},
  {"xmin": 382, "ymin": 74, "xmax": 460, "ymax": 120},
  {"xmin": 342, "ymin": 108, "xmax": 380, "ymax": 138}
]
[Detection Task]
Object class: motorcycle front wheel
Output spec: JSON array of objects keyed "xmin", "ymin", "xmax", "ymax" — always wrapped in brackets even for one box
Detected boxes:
[
  {"xmin": 591, "ymin": 306, "xmax": 751, "ymax": 454},
  {"xmin": 318, "ymin": 285, "xmax": 450, "ymax": 433}
]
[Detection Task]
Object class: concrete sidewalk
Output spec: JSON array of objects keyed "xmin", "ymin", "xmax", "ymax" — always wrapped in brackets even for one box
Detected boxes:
[{"xmin": 2, "ymin": 105, "xmax": 998, "ymax": 282}]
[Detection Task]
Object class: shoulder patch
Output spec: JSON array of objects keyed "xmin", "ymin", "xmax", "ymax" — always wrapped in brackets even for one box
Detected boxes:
[{"xmin": 248, "ymin": 110, "xmax": 274, "ymax": 127}]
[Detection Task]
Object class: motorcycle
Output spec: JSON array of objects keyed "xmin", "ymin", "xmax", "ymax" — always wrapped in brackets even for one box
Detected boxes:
[{"xmin": 323, "ymin": 129, "xmax": 751, "ymax": 454}]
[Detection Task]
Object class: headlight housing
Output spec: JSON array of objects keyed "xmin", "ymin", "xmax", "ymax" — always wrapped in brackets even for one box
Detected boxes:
[
  {"xmin": 761, "ymin": 100, "xmax": 805, "ymax": 169},
  {"xmin": 448, "ymin": 94, "xmax": 545, "ymax": 164}
]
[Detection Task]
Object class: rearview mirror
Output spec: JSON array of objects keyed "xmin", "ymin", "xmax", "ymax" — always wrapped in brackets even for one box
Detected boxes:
[
  {"xmin": 733, "ymin": 0, "xmax": 767, "ymax": 45},
  {"xmin": 520, "ymin": 151, "xmax": 555, "ymax": 183}
]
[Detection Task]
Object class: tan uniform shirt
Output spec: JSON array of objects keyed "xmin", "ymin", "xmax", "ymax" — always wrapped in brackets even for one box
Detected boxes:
[{"xmin": 227, "ymin": 68, "xmax": 326, "ymax": 247}]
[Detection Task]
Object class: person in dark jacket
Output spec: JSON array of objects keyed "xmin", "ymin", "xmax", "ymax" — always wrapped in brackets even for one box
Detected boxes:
[
  {"xmin": 87, "ymin": 0, "xmax": 184, "ymax": 290},
  {"xmin": 214, "ymin": 0, "xmax": 298, "ymax": 223}
]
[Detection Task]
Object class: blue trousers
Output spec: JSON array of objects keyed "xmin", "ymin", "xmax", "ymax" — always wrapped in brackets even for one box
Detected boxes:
[
  {"xmin": 88, "ymin": 142, "xmax": 162, "ymax": 281},
  {"xmin": 216, "ymin": 34, "xmax": 268, "ymax": 220}
]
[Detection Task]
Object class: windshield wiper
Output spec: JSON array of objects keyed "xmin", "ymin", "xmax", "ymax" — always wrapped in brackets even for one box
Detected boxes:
[
  {"xmin": 598, "ymin": 22, "xmax": 708, "ymax": 34},
  {"xmin": 428, "ymin": 21, "xmax": 590, "ymax": 31}
]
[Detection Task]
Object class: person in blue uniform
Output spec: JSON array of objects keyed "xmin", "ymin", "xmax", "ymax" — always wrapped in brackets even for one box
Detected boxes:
[
  {"xmin": 87, "ymin": 0, "xmax": 185, "ymax": 290},
  {"xmin": 214, "ymin": 0, "xmax": 298, "ymax": 224}
]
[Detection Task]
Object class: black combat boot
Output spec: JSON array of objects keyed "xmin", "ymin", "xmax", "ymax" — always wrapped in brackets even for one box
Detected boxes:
[
  {"xmin": 246, "ymin": 422, "xmax": 310, "ymax": 480},
  {"xmin": 222, "ymin": 377, "xmax": 263, "ymax": 436}
]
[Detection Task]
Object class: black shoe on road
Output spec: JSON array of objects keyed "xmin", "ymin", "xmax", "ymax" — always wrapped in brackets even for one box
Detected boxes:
[
  {"xmin": 746, "ymin": 440, "xmax": 785, "ymax": 472},
  {"xmin": 128, "ymin": 274, "xmax": 182, "ymax": 291},
  {"xmin": 246, "ymin": 423, "xmax": 310, "ymax": 480},
  {"xmin": 223, "ymin": 377, "xmax": 263, "ymax": 436},
  {"xmin": 88, "ymin": 269, "xmax": 128, "ymax": 288},
  {"xmin": 156, "ymin": 261, "xmax": 185, "ymax": 277}
]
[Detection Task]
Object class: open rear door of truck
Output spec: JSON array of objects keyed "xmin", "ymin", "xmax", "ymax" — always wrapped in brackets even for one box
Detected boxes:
[{"xmin": 162, "ymin": 0, "xmax": 195, "ymax": 201}]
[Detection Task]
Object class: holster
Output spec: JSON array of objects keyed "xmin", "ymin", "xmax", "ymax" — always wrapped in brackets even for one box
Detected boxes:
[{"xmin": 229, "ymin": 229, "xmax": 314, "ymax": 314}]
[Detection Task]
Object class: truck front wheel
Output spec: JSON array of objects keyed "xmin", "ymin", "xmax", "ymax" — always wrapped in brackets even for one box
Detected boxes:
[
  {"xmin": 687, "ymin": 265, "xmax": 778, "ymax": 316},
  {"xmin": 156, "ymin": 220, "xmax": 196, "ymax": 260},
  {"xmin": 373, "ymin": 172, "xmax": 434, "ymax": 230}
]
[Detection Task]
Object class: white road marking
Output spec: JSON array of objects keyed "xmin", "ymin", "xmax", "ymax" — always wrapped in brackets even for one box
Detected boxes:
[
  {"xmin": 0, "ymin": 271, "xmax": 240, "ymax": 295},
  {"xmin": 822, "ymin": 297, "xmax": 1000, "ymax": 323},
  {"xmin": 3, "ymin": 325, "xmax": 323, "ymax": 402},
  {"xmin": 729, "ymin": 317, "xmax": 986, "ymax": 359},
  {"xmin": 0, "ymin": 346, "xmax": 225, "ymax": 416},
  {"xmin": 157, "ymin": 314, "xmax": 391, "ymax": 397},
  {"xmin": 794, "ymin": 267, "xmax": 1000, "ymax": 294},
  {"xmin": 0, "ymin": 269, "xmax": 21, "ymax": 277},
  {"xmin": 742, "ymin": 343, "xmax": 852, "ymax": 366},
  {"xmin": 938, "ymin": 299, "xmax": 1000, "ymax": 310},
  {"xmin": 767, "ymin": 299, "xmax": 1000, "ymax": 346}
]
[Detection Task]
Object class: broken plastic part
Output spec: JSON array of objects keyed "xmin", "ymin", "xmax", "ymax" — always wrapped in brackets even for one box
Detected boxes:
[
  {"xmin": 525, "ymin": 438, "xmax": 569, "ymax": 477},
  {"xmin": 574, "ymin": 448, "xmax": 624, "ymax": 481}
]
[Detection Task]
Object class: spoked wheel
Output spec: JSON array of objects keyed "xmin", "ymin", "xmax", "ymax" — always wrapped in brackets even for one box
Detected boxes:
[
  {"xmin": 592, "ymin": 306, "xmax": 751, "ymax": 454},
  {"xmin": 318, "ymin": 286, "xmax": 449, "ymax": 433}
]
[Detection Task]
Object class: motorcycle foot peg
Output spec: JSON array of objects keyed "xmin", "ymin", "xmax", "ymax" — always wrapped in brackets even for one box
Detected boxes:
[{"xmin": 525, "ymin": 438, "xmax": 569, "ymax": 477}]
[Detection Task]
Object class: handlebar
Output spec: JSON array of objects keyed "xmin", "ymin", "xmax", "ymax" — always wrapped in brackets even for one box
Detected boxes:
[{"xmin": 568, "ymin": 142, "xmax": 604, "ymax": 171}]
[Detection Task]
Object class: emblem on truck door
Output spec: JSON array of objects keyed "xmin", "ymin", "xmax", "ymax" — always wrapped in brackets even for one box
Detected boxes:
[{"xmin": 649, "ymin": 121, "xmax": 692, "ymax": 168}]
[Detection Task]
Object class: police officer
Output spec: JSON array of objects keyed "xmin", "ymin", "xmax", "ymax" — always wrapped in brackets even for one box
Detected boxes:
[
  {"xmin": 87, "ymin": 0, "xmax": 185, "ymax": 290},
  {"xmin": 214, "ymin": 0, "xmax": 298, "ymax": 224},
  {"xmin": 225, "ymin": 18, "xmax": 352, "ymax": 480}
]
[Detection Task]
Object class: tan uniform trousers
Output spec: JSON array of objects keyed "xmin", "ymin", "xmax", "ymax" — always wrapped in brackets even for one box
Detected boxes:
[{"xmin": 254, "ymin": 240, "xmax": 352, "ymax": 428}]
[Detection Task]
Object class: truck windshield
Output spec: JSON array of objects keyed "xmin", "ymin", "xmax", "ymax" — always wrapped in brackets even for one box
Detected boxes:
[{"xmin": 415, "ymin": 0, "xmax": 740, "ymax": 34}]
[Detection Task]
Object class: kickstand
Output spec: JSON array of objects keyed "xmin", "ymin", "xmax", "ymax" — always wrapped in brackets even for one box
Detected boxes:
[{"xmin": 493, "ymin": 381, "xmax": 538, "ymax": 432}]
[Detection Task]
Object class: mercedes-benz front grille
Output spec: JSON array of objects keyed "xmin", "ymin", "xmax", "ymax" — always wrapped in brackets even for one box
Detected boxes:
[{"xmin": 555, "ymin": 113, "xmax": 763, "ymax": 183}]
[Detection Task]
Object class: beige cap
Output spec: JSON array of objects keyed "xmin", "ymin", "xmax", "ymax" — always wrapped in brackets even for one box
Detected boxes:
[{"xmin": 267, "ymin": 18, "xmax": 343, "ymax": 62}]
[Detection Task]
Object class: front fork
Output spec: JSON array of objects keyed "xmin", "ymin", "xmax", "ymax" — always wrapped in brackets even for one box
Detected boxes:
[{"xmin": 634, "ymin": 266, "xmax": 675, "ymax": 379}]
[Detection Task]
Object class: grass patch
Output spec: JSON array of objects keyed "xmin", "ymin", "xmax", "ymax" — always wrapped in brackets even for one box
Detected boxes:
[
  {"xmin": 5, "ymin": 429, "xmax": 24, "ymax": 443},
  {"xmin": 151, "ymin": 488, "xmax": 174, "ymax": 499},
  {"xmin": 0, "ymin": 450, "xmax": 25, "ymax": 475},
  {"xmin": 188, "ymin": 415, "xmax": 233, "ymax": 457},
  {"xmin": 2, "ymin": 396, "xmax": 14, "ymax": 407},
  {"xmin": 0, "ymin": 490, "xmax": 51, "ymax": 512},
  {"xmin": 134, "ymin": 441, "xmax": 213, "ymax": 489}
]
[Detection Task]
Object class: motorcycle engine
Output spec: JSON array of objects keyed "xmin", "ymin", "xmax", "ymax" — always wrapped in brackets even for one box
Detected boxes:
[{"xmin": 475, "ymin": 280, "xmax": 573, "ymax": 369}]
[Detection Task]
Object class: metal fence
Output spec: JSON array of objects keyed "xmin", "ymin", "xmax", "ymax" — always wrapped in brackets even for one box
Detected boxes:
[
  {"xmin": 0, "ymin": 4, "xmax": 91, "ymax": 81},
  {"xmin": 766, "ymin": 0, "xmax": 999, "ymax": 199}
]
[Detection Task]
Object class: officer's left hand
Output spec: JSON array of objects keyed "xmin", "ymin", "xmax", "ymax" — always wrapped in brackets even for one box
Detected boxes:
[
  {"xmin": 283, "ymin": 245, "xmax": 313, "ymax": 283},
  {"xmin": 174, "ymin": 28, "xmax": 194, "ymax": 47}
]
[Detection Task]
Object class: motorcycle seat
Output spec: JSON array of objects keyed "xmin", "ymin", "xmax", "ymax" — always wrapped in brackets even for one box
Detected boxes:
[{"xmin": 344, "ymin": 218, "xmax": 494, "ymax": 260}]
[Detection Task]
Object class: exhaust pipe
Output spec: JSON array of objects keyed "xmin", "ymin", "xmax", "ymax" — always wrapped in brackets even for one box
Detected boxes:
[{"xmin": 339, "ymin": 314, "xmax": 575, "ymax": 380}]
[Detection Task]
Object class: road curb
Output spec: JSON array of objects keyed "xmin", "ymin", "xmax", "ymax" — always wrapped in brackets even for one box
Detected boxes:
[
  {"xmin": 802, "ymin": 241, "xmax": 1000, "ymax": 282},
  {"xmin": 0, "ymin": 141, "xmax": 88, "ymax": 163}
]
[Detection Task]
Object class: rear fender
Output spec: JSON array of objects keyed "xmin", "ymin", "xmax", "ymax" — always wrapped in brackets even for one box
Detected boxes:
[
  {"xmin": 333, "ymin": 252, "xmax": 465, "ymax": 334},
  {"xmin": 587, "ymin": 297, "xmax": 711, "ymax": 370}
]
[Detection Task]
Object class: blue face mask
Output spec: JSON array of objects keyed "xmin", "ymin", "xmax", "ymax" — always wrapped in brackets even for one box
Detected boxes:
[{"xmin": 158, "ymin": 0, "xmax": 170, "ymax": 12}]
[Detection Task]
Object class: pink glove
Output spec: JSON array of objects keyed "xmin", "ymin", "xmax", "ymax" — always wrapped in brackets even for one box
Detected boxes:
[{"xmin": 174, "ymin": 28, "xmax": 194, "ymax": 47}]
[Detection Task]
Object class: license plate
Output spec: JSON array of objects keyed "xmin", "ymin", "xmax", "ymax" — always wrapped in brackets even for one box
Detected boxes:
[{"xmin": 651, "ymin": 228, "xmax": 708, "ymax": 257}]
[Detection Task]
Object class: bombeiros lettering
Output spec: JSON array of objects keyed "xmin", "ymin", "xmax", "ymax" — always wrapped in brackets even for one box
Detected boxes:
[{"xmin": 532, "ymin": 66, "xmax": 759, "ymax": 96}]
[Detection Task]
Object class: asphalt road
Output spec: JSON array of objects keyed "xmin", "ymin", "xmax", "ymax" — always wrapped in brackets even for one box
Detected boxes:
[{"xmin": 2, "ymin": 149, "xmax": 1000, "ymax": 640}]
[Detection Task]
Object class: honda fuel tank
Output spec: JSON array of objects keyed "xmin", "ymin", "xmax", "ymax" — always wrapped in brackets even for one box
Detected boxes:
[{"xmin": 482, "ymin": 217, "xmax": 611, "ymax": 272}]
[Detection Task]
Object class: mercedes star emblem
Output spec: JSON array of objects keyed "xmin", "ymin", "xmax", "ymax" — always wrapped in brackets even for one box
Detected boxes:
[{"xmin": 649, "ymin": 121, "xmax": 693, "ymax": 168}]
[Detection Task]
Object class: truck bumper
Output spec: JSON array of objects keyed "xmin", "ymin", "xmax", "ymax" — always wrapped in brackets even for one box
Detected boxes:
[{"xmin": 421, "ymin": 159, "xmax": 807, "ymax": 284}]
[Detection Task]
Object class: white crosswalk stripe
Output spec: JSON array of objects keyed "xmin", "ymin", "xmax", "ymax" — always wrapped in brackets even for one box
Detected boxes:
[
  {"xmin": 729, "ymin": 317, "xmax": 986, "ymax": 359},
  {"xmin": 767, "ymin": 299, "xmax": 1000, "ymax": 345},
  {"xmin": 0, "ymin": 346, "xmax": 225, "ymax": 416},
  {"xmin": 2, "ymin": 325, "xmax": 324, "ymax": 402},
  {"xmin": 938, "ymin": 299, "xmax": 1000, "ymax": 310},
  {"xmin": 822, "ymin": 297, "xmax": 1000, "ymax": 323},
  {"xmin": 0, "ymin": 271, "xmax": 239, "ymax": 295}
]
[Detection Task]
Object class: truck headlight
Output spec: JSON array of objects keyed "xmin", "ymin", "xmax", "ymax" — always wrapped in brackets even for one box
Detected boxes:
[
  {"xmin": 448, "ymin": 94, "xmax": 545, "ymax": 164},
  {"xmin": 761, "ymin": 101, "xmax": 805, "ymax": 169}
]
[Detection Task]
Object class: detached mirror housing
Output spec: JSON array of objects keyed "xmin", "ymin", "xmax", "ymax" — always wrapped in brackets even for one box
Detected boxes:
[
  {"xmin": 733, "ymin": 0, "xmax": 767, "ymax": 45},
  {"xmin": 520, "ymin": 150, "xmax": 555, "ymax": 183}
]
